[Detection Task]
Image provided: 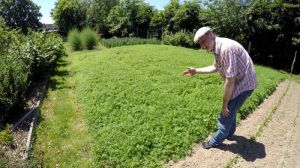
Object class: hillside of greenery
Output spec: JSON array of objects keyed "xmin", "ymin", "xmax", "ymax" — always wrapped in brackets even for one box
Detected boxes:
[
  {"xmin": 49, "ymin": 0, "xmax": 299, "ymax": 73},
  {"xmin": 1, "ymin": 0, "xmax": 298, "ymax": 76},
  {"xmin": 69, "ymin": 45, "xmax": 286, "ymax": 167}
]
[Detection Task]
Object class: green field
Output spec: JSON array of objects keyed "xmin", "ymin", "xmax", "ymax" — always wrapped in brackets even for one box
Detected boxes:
[{"xmin": 33, "ymin": 44, "xmax": 286, "ymax": 167}]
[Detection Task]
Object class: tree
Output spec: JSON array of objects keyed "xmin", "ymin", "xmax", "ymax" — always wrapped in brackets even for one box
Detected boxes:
[
  {"xmin": 106, "ymin": 0, "xmax": 154, "ymax": 37},
  {"xmin": 51, "ymin": 0, "xmax": 87, "ymax": 36},
  {"xmin": 172, "ymin": 0, "xmax": 202, "ymax": 32},
  {"xmin": 86, "ymin": 0, "xmax": 119, "ymax": 37},
  {"xmin": 0, "ymin": 0, "xmax": 42, "ymax": 34},
  {"xmin": 150, "ymin": 10, "xmax": 167, "ymax": 39},
  {"xmin": 201, "ymin": 0, "xmax": 249, "ymax": 44},
  {"xmin": 246, "ymin": 0, "xmax": 300, "ymax": 72},
  {"xmin": 134, "ymin": 2, "xmax": 154, "ymax": 37},
  {"xmin": 163, "ymin": 0, "xmax": 180, "ymax": 33},
  {"xmin": 107, "ymin": 4, "xmax": 129, "ymax": 37}
]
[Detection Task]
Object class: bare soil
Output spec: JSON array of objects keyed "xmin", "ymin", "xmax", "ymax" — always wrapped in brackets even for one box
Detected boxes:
[
  {"xmin": 0, "ymin": 79, "xmax": 48, "ymax": 167},
  {"xmin": 167, "ymin": 80, "xmax": 300, "ymax": 168}
]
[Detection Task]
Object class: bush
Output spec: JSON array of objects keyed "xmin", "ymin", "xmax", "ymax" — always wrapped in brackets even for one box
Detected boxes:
[
  {"xmin": 162, "ymin": 30, "xmax": 194, "ymax": 48},
  {"xmin": 0, "ymin": 21, "xmax": 29, "ymax": 121},
  {"xmin": 81, "ymin": 27, "xmax": 98, "ymax": 50},
  {"xmin": 67, "ymin": 29, "xmax": 82, "ymax": 51},
  {"xmin": 0, "ymin": 18, "xmax": 66, "ymax": 122},
  {"xmin": 0, "ymin": 55, "xmax": 29, "ymax": 121},
  {"xmin": 25, "ymin": 31, "xmax": 66, "ymax": 78},
  {"xmin": 0, "ymin": 125, "xmax": 13, "ymax": 146}
]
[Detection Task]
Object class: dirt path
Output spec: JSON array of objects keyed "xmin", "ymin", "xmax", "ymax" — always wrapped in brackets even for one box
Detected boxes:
[
  {"xmin": 166, "ymin": 80, "xmax": 300, "ymax": 168},
  {"xmin": 234, "ymin": 80, "xmax": 300, "ymax": 168}
]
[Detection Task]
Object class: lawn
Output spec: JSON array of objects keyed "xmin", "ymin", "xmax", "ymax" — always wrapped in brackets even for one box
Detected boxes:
[
  {"xmin": 32, "ymin": 44, "xmax": 286, "ymax": 167},
  {"xmin": 31, "ymin": 55, "xmax": 93, "ymax": 167}
]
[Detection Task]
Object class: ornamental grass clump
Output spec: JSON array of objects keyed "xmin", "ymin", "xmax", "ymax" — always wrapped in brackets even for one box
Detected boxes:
[
  {"xmin": 67, "ymin": 29, "xmax": 82, "ymax": 51},
  {"xmin": 81, "ymin": 27, "xmax": 98, "ymax": 50}
]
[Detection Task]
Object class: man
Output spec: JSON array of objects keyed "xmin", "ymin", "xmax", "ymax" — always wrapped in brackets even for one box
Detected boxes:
[{"xmin": 183, "ymin": 27, "xmax": 258, "ymax": 149}]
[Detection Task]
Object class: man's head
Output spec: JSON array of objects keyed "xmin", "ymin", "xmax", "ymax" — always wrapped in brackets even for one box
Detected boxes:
[{"xmin": 194, "ymin": 27, "xmax": 215, "ymax": 51}]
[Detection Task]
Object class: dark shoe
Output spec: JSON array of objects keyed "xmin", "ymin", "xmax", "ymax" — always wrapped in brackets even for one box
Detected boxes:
[
  {"xmin": 201, "ymin": 141, "xmax": 214, "ymax": 149},
  {"xmin": 226, "ymin": 136, "xmax": 234, "ymax": 141},
  {"xmin": 226, "ymin": 135, "xmax": 237, "ymax": 141}
]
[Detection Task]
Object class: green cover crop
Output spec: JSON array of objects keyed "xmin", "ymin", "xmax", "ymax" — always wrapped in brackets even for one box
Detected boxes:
[{"xmin": 71, "ymin": 45, "xmax": 285, "ymax": 167}]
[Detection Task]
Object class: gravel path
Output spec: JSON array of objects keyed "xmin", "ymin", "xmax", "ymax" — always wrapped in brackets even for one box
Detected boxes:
[{"xmin": 166, "ymin": 80, "xmax": 300, "ymax": 168}]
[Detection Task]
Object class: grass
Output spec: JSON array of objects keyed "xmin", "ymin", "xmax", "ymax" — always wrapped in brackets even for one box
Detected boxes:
[
  {"xmin": 100, "ymin": 37, "xmax": 161, "ymax": 48},
  {"xmin": 81, "ymin": 27, "xmax": 98, "ymax": 50},
  {"xmin": 292, "ymin": 74, "xmax": 300, "ymax": 84},
  {"xmin": 67, "ymin": 29, "xmax": 82, "ymax": 51},
  {"xmin": 30, "ymin": 55, "xmax": 93, "ymax": 167},
  {"xmin": 224, "ymin": 155, "xmax": 240, "ymax": 168},
  {"xmin": 69, "ymin": 45, "xmax": 286, "ymax": 167}
]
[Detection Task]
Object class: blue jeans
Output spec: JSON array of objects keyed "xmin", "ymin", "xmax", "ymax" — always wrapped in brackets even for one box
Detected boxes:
[{"xmin": 209, "ymin": 90, "xmax": 253, "ymax": 146}]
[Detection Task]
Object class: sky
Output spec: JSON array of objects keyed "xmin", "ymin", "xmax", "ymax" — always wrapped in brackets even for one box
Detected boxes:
[{"xmin": 31, "ymin": 0, "xmax": 182, "ymax": 24}]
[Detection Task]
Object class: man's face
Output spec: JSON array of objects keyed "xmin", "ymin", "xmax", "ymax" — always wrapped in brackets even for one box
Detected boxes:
[{"xmin": 198, "ymin": 32, "xmax": 214, "ymax": 51}]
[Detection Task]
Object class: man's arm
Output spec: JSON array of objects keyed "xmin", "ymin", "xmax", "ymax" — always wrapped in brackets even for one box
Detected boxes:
[
  {"xmin": 183, "ymin": 60, "xmax": 217, "ymax": 76},
  {"xmin": 222, "ymin": 77, "xmax": 235, "ymax": 118}
]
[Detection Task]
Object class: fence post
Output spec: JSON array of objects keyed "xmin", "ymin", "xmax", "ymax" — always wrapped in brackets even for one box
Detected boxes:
[
  {"xmin": 290, "ymin": 51, "xmax": 298, "ymax": 77},
  {"xmin": 247, "ymin": 41, "xmax": 252, "ymax": 54}
]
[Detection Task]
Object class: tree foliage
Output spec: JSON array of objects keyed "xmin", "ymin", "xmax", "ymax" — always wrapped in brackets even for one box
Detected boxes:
[
  {"xmin": 201, "ymin": 0, "xmax": 300, "ymax": 72},
  {"xmin": 106, "ymin": 0, "xmax": 154, "ymax": 38},
  {"xmin": 51, "ymin": 0, "xmax": 87, "ymax": 36},
  {"xmin": 163, "ymin": 0, "xmax": 180, "ymax": 33},
  {"xmin": 86, "ymin": 0, "xmax": 119, "ymax": 37},
  {"xmin": 150, "ymin": 10, "xmax": 166, "ymax": 38},
  {"xmin": 172, "ymin": 0, "xmax": 201, "ymax": 32},
  {"xmin": 0, "ymin": 0, "xmax": 42, "ymax": 34},
  {"xmin": 50, "ymin": 0, "xmax": 299, "ymax": 72},
  {"xmin": 245, "ymin": 0, "xmax": 300, "ymax": 71},
  {"xmin": 201, "ymin": 0, "xmax": 249, "ymax": 44}
]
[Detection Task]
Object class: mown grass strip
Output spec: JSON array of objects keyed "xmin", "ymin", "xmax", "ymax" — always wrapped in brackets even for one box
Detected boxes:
[{"xmin": 30, "ymin": 56, "xmax": 94, "ymax": 167}]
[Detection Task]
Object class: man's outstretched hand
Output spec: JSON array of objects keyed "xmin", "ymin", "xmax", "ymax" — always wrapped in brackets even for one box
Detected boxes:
[{"xmin": 183, "ymin": 67, "xmax": 197, "ymax": 76}]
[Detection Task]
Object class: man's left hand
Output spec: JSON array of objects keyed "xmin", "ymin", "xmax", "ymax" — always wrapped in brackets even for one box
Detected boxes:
[{"xmin": 222, "ymin": 106, "xmax": 231, "ymax": 118}]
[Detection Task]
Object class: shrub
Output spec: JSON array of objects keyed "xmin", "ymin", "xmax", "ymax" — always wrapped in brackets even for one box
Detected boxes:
[
  {"xmin": 0, "ymin": 18, "xmax": 66, "ymax": 122},
  {"xmin": 0, "ymin": 55, "xmax": 29, "ymax": 121},
  {"xmin": 25, "ymin": 31, "xmax": 66, "ymax": 78},
  {"xmin": 0, "ymin": 125, "xmax": 13, "ymax": 146},
  {"xmin": 67, "ymin": 29, "xmax": 82, "ymax": 51},
  {"xmin": 0, "ymin": 20, "xmax": 29, "ymax": 122},
  {"xmin": 81, "ymin": 27, "xmax": 98, "ymax": 50},
  {"xmin": 162, "ymin": 30, "xmax": 194, "ymax": 48}
]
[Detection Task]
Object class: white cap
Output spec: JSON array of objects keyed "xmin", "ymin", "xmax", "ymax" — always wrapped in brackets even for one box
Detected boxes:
[{"xmin": 193, "ymin": 27, "xmax": 212, "ymax": 44}]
